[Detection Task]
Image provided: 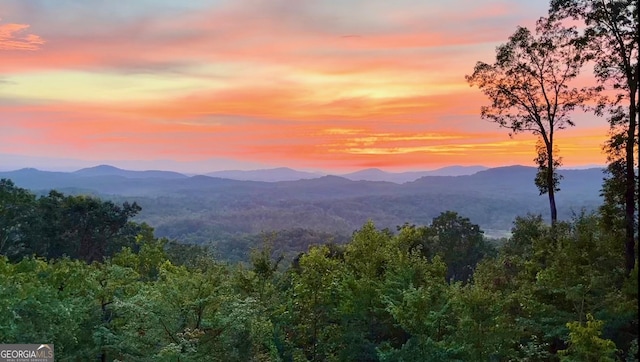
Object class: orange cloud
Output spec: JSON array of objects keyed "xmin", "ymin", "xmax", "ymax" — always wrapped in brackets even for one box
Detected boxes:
[
  {"xmin": 0, "ymin": 99, "xmax": 608, "ymax": 171},
  {"xmin": 0, "ymin": 21, "xmax": 44, "ymax": 50}
]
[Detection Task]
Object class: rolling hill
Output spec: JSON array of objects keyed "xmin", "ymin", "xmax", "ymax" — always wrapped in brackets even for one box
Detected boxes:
[{"xmin": 0, "ymin": 165, "xmax": 606, "ymax": 245}]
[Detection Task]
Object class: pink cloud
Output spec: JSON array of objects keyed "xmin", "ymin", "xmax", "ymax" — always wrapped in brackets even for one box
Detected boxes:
[
  {"xmin": 0, "ymin": 99, "xmax": 608, "ymax": 171},
  {"xmin": 0, "ymin": 21, "xmax": 44, "ymax": 50},
  {"xmin": 0, "ymin": 0, "xmax": 531, "ymax": 75}
]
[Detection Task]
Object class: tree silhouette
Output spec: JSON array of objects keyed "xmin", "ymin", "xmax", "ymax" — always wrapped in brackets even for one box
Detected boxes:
[
  {"xmin": 550, "ymin": 0, "xmax": 638, "ymax": 275},
  {"xmin": 466, "ymin": 17, "xmax": 591, "ymax": 224}
]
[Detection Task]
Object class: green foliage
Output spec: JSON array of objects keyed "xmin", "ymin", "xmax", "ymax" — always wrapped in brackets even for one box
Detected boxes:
[
  {"xmin": 559, "ymin": 314, "xmax": 618, "ymax": 361},
  {"xmin": 1, "ymin": 184, "xmax": 637, "ymax": 360},
  {"xmin": 0, "ymin": 179, "xmax": 36, "ymax": 258},
  {"xmin": 471, "ymin": 212, "xmax": 638, "ymax": 360},
  {"xmin": 164, "ymin": 239, "xmax": 215, "ymax": 269},
  {"xmin": 289, "ymin": 245, "xmax": 346, "ymax": 361},
  {"xmin": 502, "ymin": 214, "xmax": 546, "ymax": 258},
  {"xmin": 0, "ymin": 257, "xmax": 99, "ymax": 359},
  {"xmin": 36, "ymin": 193, "xmax": 141, "ymax": 262},
  {"xmin": 377, "ymin": 255, "xmax": 464, "ymax": 361},
  {"xmin": 250, "ymin": 236, "xmax": 284, "ymax": 282},
  {"xmin": 426, "ymin": 211, "xmax": 493, "ymax": 282},
  {"xmin": 0, "ymin": 182, "xmax": 141, "ymax": 262},
  {"xmin": 534, "ymin": 137, "xmax": 563, "ymax": 195},
  {"xmin": 377, "ymin": 336, "xmax": 466, "ymax": 362}
]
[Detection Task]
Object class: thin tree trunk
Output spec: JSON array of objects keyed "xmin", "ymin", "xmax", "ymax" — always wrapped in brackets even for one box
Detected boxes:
[
  {"xmin": 623, "ymin": 0, "xmax": 639, "ymax": 276},
  {"xmin": 635, "ymin": 0, "xmax": 640, "ymax": 274},
  {"xmin": 625, "ymin": 94, "xmax": 637, "ymax": 275},
  {"xmin": 547, "ymin": 140, "xmax": 558, "ymax": 224},
  {"xmin": 548, "ymin": 187, "xmax": 558, "ymax": 225}
]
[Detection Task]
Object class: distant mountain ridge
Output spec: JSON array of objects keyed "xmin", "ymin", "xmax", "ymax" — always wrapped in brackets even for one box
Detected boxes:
[
  {"xmin": 0, "ymin": 163, "xmax": 604, "ymax": 184},
  {"xmin": 206, "ymin": 167, "xmax": 321, "ymax": 182},
  {"xmin": 0, "ymin": 164, "xmax": 605, "ymax": 241},
  {"xmin": 2, "ymin": 164, "xmax": 491, "ymax": 183},
  {"xmin": 74, "ymin": 165, "xmax": 187, "ymax": 179},
  {"xmin": 340, "ymin": 165, "xmax": 488, "ymax": 183},
  {"xmin": 206, "ymin": 165, "xmax": 490, "ymax": 182}
]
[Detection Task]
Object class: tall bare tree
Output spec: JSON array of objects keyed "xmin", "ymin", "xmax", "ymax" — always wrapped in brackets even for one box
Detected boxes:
[
  {"xmin": 550, "ymin": 0, "xmax": 638, "ymax": 275},
  {"xmin": 466, "ymin": 17, "xmax": 591, "ymax": 224}
]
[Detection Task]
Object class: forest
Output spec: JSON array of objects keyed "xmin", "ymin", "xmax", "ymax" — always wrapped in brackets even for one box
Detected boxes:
[
  {"xmin": 1, "ymin": 0, "xmax": 639, "ymax": 361},
  {"xmin": 0, "ymin": 180, "xmax": 637, "ymax": 361}
]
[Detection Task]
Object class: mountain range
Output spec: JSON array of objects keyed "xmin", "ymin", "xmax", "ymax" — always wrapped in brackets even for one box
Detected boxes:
[
  {"xmin": 204, "ymin": 165, "xmax": 490, "ymax": 182},
  {"xmin": 1, "ymin": 164, "xmax": 492, "ymax": 186},
  {"xmin": 0, "ymin": 164, "xmax": 606, "ymax": 244}
]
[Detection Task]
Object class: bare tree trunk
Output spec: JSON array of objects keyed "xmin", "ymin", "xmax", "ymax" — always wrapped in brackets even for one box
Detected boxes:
[
  {"xmin": 548, "ymin": 186, "xmax": 558, "ymax": 224},
  {"xmin": 629, "ymin": 0, "xmax": 640, "ymax": 272},
  {"xmin": 622, "ymin": 0, "xmax": 640, "ymax": 276},
  {"xmin": 547, "ymin": 139, "xmax": 558, "ymax": 225},
  {"xmin": 625, "ymin": 93, "xmax": 637, "ymax": 275}
]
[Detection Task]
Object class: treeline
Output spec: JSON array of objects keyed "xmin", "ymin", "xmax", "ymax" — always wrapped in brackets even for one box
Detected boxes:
[
  {"xmin": 0, "ymin": 178, "xmax": 637, "ymax": 361},
  {"xmin": 0, "ymin": 179, "xmax": 142, "ymax": 263}
]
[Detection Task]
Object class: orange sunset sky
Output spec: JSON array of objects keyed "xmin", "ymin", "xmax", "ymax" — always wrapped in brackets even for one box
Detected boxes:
[{"xmin": 0, "ymin": 0, "xmax": 609, "ymax": 173}]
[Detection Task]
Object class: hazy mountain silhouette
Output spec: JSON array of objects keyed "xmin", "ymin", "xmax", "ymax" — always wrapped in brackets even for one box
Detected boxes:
[
  {"xmin": 0, "ymin": 164, "xmax": 605, "ymax": 239},
  {"xmin": 340, "ymin": 165, "xmax": 488, "ymax": 183},
  {"xmin": 74, "ymin": 165, "xmax": 187, "ymax": 179},
  {"xmin": 206, "ymin": 167, "xmax": 321, "ymax": 182},
  {"xmin": 2, "ymin": 163, "xmax": 491, "ymax": 184}
]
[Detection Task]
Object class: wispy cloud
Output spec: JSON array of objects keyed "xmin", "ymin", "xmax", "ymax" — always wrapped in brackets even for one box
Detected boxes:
[{"xmin": 0, "ymin": 21, "xmax": 44, "ymax": 50}]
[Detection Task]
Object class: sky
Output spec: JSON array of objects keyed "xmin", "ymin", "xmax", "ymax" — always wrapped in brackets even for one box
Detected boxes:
[{"xmin": 0, "ymin": 0, "xmax": 609, "ymax": 172}]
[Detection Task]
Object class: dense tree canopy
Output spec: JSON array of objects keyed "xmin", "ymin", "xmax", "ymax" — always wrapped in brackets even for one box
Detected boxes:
[
  {"xmin": 0, "ymin": 207, "xmax": 636, "ymax": 361},
  {"xmin": 0, "ymin": 180, "xmax": 637, "ymax": 360},
  {"xmin": 0, "ymin": 179, "xmax": 141, "ymax": 262}
]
